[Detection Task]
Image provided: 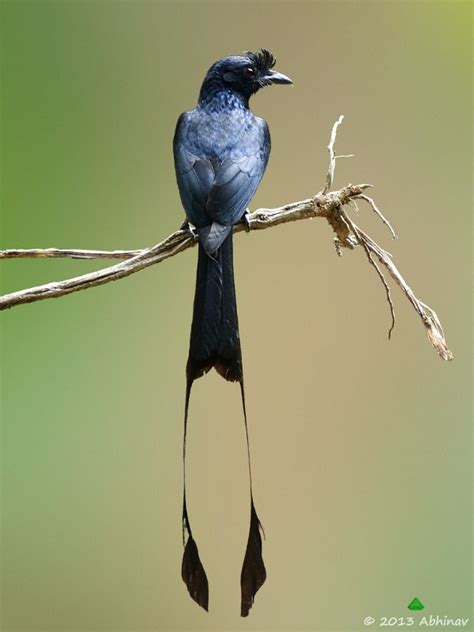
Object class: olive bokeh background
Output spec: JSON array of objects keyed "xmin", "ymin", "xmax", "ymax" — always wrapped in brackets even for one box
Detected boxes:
[{"xmin": 1, "ymin": 2, "xmax": 471, "ymax": 631}]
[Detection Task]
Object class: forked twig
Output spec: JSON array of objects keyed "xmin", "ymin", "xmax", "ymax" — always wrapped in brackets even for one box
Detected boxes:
[{"xmin": 355, "ymin": 193, "xmax": 398, "ymax": 240}]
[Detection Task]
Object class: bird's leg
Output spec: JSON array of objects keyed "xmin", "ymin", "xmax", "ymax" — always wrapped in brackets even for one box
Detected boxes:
[
  {"xmin": 242, "ymin": 209, "xmax": 252, "ymax": 233},
  {"xmin": 180, "ymin": 219, "xmax": 199, "ymax": 243}
]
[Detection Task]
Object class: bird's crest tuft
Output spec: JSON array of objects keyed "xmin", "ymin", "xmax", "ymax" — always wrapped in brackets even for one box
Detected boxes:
[{"xmin": 245, "ymin": 48, "xmax": 276, "ymax": 72}]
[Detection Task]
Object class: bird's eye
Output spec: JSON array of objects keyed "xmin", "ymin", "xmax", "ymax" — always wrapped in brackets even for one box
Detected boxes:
[{"xmin": 244, "ymin": 67, "xmax": 255, "ymax": 79}]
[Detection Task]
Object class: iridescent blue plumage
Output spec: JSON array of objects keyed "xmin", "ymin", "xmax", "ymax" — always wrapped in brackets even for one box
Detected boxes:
[
  {"xmin": 173, "ymin": 49, "xmax": 292, "ymax": 617},
  {"xmin": 174, "ymin": 83, "xmax": 271, "ymax": 253}
]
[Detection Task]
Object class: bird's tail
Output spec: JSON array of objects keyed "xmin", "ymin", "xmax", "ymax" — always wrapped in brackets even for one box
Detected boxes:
[
  {"xmin": 181, "ymin": 231, "xmax": 266, "ymax": 616},
  {"xmin": 187, "ymin": 232, "xmax": 242, "ymax": 383}
]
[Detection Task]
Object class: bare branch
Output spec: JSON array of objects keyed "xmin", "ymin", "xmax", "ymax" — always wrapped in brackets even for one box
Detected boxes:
[
  {"xmin": 0, "ymin": 248, "xmax": 141, "ymax": 260},
  {"xmin": 0, "ymin": 231, "xmax": 193, "ymax": 310},
  {"xmin": 0, "ymin": 118, "xmax": 453, "ymax": 361},
  {"xmin": 0, "ymin": 184, "xmax": 368, "ymax": 310}
]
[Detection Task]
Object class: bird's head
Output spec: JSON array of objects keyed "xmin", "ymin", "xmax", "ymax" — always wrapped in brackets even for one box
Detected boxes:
[{"xmin": 199, "ymin": 49, "xmax": 292, "ymax": 104}]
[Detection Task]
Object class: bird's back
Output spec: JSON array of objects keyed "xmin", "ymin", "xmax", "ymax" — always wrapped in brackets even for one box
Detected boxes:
[
  {"xmin": 182, "ymin": 102, "xmax": 262, "ymax": 159},
  {"xmin": 174, "ymin": 101, "xmax": 271, "ymax": 241}
]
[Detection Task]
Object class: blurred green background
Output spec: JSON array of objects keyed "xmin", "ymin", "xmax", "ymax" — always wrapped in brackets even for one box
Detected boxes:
[{"xmin": 1, "ymin": 1, "xmax": 471, "ymax": 631}]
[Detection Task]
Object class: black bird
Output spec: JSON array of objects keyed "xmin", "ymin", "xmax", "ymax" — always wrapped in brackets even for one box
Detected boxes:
[{"xmin": 173, "ymin": 49, "xmax": 292, "ymax": 616}]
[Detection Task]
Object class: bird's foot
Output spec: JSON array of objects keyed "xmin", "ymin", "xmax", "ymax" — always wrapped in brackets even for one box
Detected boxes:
[
  {"xmin": 242, "ymin": 210, "xmax": 252, "ymax": 233},
  {"xmin": 180, "ymin": 220, "xmax": 199, "ymax": 244}
]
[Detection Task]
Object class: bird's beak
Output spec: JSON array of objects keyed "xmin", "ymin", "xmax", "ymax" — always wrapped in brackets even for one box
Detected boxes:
[{"xmin": 265, "ymin": 70, "xmax": 293, "ymax": 85}]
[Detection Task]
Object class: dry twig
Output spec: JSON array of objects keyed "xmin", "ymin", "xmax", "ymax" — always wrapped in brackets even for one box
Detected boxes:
[
  {"xmin": 0, "ymin": 248, "xmax": 141, "ymax": 260},
  {"xmin": 0, "ymin": 117, "xmax": 453, "ymax": 361}
]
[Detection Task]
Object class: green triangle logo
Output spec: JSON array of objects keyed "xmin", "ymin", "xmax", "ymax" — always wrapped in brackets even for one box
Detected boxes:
[{"xmin": 408, "ymin": 597, "xmax": 425, "ymax": 611}]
